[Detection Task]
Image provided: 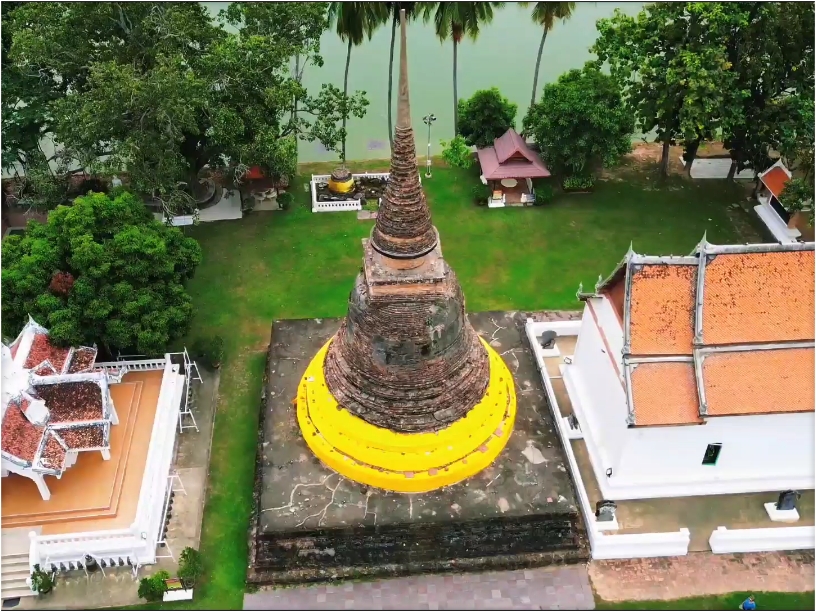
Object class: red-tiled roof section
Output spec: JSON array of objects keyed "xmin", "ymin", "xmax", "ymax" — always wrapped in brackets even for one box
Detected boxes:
[
  {"xmin": 1, "ymin": 400, "xmax": 44, "ymax": 462},
  {"xmin": 630, "ymin": 362, "xmax": 702, "ymax": 426},
  {"xmin": 59, "ymin": 424, "xmax": 105, "ymax": 449},
  {"xmin": 67, "ymin": 347, "xmax": 97, "ymax": 374},
  {"xmin": 701, "ymin": 251, "xmax": 815, "ymax": 345},
  {"xmin": 32, "ymin": 382, "xmax": 104, "ymax": 423},
  {"xmin": 760, "ymin": 166, "xmax": 790, "ymax": 199},
  {"xmin": 477, "ymin": 129, "xmax": 551, "ymax": 180},
  {"xmin": 702, "ymin": 347, "xmax": 815, "ymax": 416},
  {"xmin": 24, "ymin": 334, "xmax": 71, "ymax": 373},
  {"xmin": 629, "ymin": 264, "xmax": 697, "ymax": 355},
  {"xmin": 40, "ymin": 433, "xmax": 66, "ymax": 470},
  {"xmin": 494, "ymin": 129, "xmax": 534, "ymax": 164}
]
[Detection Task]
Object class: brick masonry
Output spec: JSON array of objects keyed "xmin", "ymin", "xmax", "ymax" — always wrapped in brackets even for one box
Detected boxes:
[{"xmin": 244, "ymin": 565, "xmax": 594, "ymax": 610}]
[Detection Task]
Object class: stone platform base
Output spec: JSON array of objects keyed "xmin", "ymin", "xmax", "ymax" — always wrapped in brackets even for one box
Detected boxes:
[{"xmin": 248, "ymin": 312, "xmax": 588, "ymax": 585}]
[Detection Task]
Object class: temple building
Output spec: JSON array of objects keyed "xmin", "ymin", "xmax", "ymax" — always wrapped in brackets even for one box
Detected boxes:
[
  {"xmin": 295, "ymin": 12, "xmax": 516, "ymax": 493},
  {"xmin": 1, "ymin": 317, "xmax": 187, "ymax": 600}
]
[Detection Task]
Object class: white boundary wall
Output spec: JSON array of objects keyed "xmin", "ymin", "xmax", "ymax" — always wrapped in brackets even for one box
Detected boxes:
[
  {"xmin": 709, "ymin": 525, "xmax": 816, "ymax": 554},
  {"xmin": 27, "ymin": 357, "xmax": 184, "ymax": 574},
  {"xmin": 525, "ymin": 318, "xmax": 691, "ymax": 560},
  {"xmin": 679, "ymin": 156, "xmax": 755, "ymax": 180}
]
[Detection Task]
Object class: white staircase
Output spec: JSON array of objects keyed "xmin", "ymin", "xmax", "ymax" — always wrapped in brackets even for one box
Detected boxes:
[{"xmin": 1, "ymin": 552, "xmax": 33, "ymax": 601}]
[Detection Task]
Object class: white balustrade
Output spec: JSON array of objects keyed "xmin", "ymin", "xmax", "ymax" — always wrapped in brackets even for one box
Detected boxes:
[{"xmin": 310, "ymin": 172, "xmax": 422, "ymax": 213}]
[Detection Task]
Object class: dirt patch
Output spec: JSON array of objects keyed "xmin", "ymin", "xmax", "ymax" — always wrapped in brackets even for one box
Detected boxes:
[
  {"xmin": 590, "ymin": 551, "xmax": 815, "ymax": 602},
  {"xmin": 603, "ymin": 142, "xmax": 689, "ymax": 180}
]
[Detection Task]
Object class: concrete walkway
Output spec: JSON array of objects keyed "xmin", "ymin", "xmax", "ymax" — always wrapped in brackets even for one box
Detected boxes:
[{"xmin": 244, "ymin": 566, "xmax": 594, "ymax": 610}]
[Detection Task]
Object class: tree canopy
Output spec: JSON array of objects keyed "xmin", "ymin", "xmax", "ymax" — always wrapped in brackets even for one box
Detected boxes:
[
  {"xmin": 457, "ymin": 87, "xmax": 517, "ymax": 148},
  {"xmin": 2, "ymin": 2, "xmax": 367, "ymax": 213},
  {"xmin": 594, "ymin": 2, "xmax": 814, "ymax": 177},
  {"xmin": 523, "ymin": 63, "xmax": 633, "ymax": 179},
  {"xmin": 1, "ymin": 190, "xmax": 202, "ymax": 355}
]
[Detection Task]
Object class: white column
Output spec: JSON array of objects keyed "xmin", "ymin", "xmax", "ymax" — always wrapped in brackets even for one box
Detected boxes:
[
  {"xmin": 32, "ymin": 473, "xmax": 51, "ymax": 501},
  {"xmin": 1, "ymin": 468, "xmax": 8, "ymax": 477},
  {"xmin": 101, "ymin": 449, "xmax": 111, "ymax": 460},
  {"xmin": 109, "ymin": 396, "xmax": 119, "ymax": 426}
]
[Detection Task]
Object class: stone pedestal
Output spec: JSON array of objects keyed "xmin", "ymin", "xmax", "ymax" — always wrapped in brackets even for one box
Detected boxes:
[{"xmin": 765, "ymin": 502, "xmax": 800, "ymax": 523}]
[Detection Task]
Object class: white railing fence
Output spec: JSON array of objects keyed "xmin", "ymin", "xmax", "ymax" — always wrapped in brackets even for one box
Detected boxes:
[{"xmin": 310, "ymin": 172, "xmax": 422, "ymax": 213}]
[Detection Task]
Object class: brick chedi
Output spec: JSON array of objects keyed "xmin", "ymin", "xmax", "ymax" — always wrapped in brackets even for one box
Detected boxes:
[{"xmin": 297, "ymin": 11, "xmax": 516, "ymax": 493}]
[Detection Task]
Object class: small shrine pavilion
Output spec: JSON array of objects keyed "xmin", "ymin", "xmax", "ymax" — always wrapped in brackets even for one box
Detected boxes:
[{"xmin": 476, "ymin": 128, "xmax": 550, "ymax": 207}]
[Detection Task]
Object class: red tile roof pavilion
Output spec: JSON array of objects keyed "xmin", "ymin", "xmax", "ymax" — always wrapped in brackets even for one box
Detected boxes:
[{"xmin": 476, "ymin": 129, "xmax": 551, "ymax": 180}]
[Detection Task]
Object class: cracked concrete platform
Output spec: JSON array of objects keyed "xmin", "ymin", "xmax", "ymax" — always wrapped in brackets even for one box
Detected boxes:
[{"xmin": 248, "ymin": 311, "xmax": 587, "ymax": 584}]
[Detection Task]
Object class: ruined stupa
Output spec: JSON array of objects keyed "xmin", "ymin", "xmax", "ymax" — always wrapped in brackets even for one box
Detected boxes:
[{"xmin": 296, "ymin": 11, "xmax": 516, "ymax": 493}]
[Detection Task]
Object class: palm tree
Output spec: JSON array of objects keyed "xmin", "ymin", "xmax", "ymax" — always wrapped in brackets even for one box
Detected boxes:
[
  {"xmin": 328, "ymin": 2, "xmax": 389, "ymax": 163},
  {"xmin": 527, "ymin": 2, "xmax": 575, "ymax": 108},
  {"xmin": 385, "ymin": 2, "xmax": 417, "ymax": 149},
  {"xmin": 421, "ymin": 2, "xmax": 504, "ymax": 136}
]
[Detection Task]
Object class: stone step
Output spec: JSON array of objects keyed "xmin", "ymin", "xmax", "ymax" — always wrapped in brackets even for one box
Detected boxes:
[
  {"xmin": 0, "ymin": 560, "xmax": 31, "ymax": 583},
  {"xmin": 0, "ymin": 587, "xmax": 35, "ymax": 601},
  {"xmin": 0, "ymin": 577, "xmax": 28, "ymax": 590}
]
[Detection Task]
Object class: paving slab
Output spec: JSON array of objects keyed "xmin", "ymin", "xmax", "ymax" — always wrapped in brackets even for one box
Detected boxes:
[{"xmin": 244, "ymin": 565, "xmax": 594, "ymax": 610}]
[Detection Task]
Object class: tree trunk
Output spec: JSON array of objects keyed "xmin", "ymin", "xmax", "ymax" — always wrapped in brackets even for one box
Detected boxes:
[
  {"xmin": 684, "ymin": 138, "xmax": 700, "ymax": 177},
  {"xmin": 531, "ymin": 30, "xmax": 548, "ymax": 108},
  {"xmin": 387, "ymin": 13, "xmax": 397, "ymax": 150},
  {"xmin": 453, "ymin": 38, "xmax": 459, "ymax": 137},
  {"xmin": 342, "ymin": 39, "xmax": 352, "ymax": 165},
  {"xmin": 727, "ymin": 159, "xmax": 738, "ymax": 180},
  {"xmin": 660, "ymin": 140, "xmax": 671, "ymax": 179},
  {"xmin": 291, "ymin": 54, "xmax": 301, "ymax": 125}
]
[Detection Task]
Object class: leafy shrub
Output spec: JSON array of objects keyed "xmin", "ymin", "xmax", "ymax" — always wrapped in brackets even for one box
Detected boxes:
[
  {"xmin": 562, "ymin": 175, "xmax": 595, "ymax": 191},
  {"xmin": 192, "ymin": 335, "xmax": 225, "ymax": 368},
  {"xmin": 138, "ymin": 570, "xmax": 170, "ymax": 602},
  {"xmin": 440, "ymin": 136, "xmax": 473, "ymax": 169},
  {"xmin": 457, "ymin": 87, "xmax": 518, "ymax": 148},
  {"xmin": 277, "ymin": 191, "xmax": 293, "ymax": 210},
  {"xmin": 471, "ymin": 184, "xmax": 491, "ymax": 205},
  {"xmin": 30, "ymin": 564, "xmax": 54, "ymax": 594},
  {"xmin": 533, "ymin": 183, "xmax": 555, "ymax": 206},
  {"xmin": 177, "ymin": 547, "xmax": 204, "ymax": 588}
]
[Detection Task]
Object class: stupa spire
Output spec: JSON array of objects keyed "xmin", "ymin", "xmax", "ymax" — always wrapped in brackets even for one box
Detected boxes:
[{"xmin": 370, "ymin": 9, "xmax": 438, "ymax": 260}]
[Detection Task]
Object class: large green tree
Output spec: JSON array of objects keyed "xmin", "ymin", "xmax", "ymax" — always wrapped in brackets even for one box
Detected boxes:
[
  {"xmin": 524, "ymin": 2, "xmax": 575, "ymax": 109},
  {"xmin": 594, "ymin": 3, "xmax": 743, "ymax": 178},
  {"xmin": 2, "ymin": 191, "xmax": 202, "ymax": 355},
  {"xmin": 328, "ymin": 2, "xmax": 388, "ymax": 164},
  {"xmin": 422, "ymin": 2, "xmax": 504, "ymax": 137},
  {"xmin": 3, "ymin": 2, "xmax": 365, "ymax": 214},
  {"xmin": 457, "ymin": 87, "xmax": 517, "ymax": 148},
  {"xmin": 522, "ymin": 63, "xmax": 633, "ymax": 179},
  {"xmin": 716, "ymin": 2, "xmax": 814, "ymax": 176}
]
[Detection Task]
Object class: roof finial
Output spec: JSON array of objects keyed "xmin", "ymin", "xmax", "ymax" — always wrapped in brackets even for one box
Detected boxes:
[
  {"xmin": 692, "ymin": 231, "xmax": 708, "ymax": 255},
  {"xmin": 396, "ymin": 9, "xmax": 411, "ymax": 129},
  {"xmin": 626, "ymin": 241, "xmax": 635, "ymax": 259}
]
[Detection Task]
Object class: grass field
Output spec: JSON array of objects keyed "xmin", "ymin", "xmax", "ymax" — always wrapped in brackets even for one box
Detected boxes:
[
  {"xmin": 596, "ymin": 590, "xmax": 815, "ymax": 610},
  {"xmin": 153, "ymin": 160, "xmax": 777, "ymax": 609}
]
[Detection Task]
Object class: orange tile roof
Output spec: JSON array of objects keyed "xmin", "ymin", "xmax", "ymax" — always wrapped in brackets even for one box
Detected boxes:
[
  {"xmin": 701, "ymin": 251, "xmax": 815, "ymax": 345},
  {"xmin": 629, "ymin": 362, "xmax": 703, "ymax": 426},
  {"xmin": 629, "ymin": 264, "xmax": 697, "ymax": 355},
  {"xmin": 760, "ymin": 166, "xmax": 790, "ymax": 199},
  {"xmin": 702, "ymin": 347, "xmax": 814, "ymax": 416}
]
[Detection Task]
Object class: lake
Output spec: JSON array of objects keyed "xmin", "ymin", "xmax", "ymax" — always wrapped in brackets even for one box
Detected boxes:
[{"xmin": 203, "ymin": 2, "xmax": 645, "ymax": 164}]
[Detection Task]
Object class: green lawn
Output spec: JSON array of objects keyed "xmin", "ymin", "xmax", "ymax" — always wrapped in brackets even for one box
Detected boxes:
[
  {"xmin": 596, "ymin": 590, "xmax": 816, "ymax": 610},
  {"xmin": 159, "ymin": 161, "xmax": 773, "ymax": 609}
]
